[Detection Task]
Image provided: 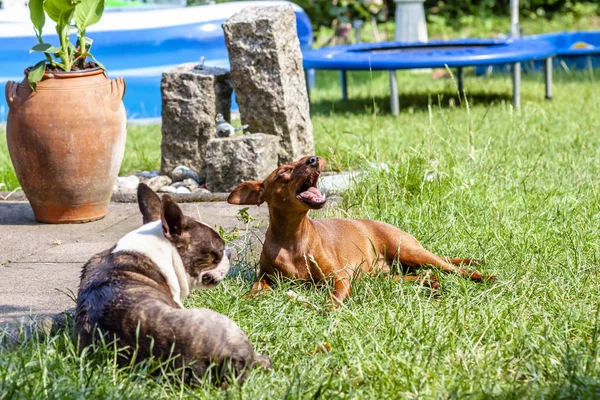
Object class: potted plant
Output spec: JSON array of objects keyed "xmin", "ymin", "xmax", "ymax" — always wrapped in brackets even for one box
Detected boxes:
[{"xmin": 4, "ymin": 0, "xmax": 126, "ymax": 223}]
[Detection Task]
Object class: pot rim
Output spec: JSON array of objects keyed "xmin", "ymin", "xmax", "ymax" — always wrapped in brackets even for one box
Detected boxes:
[{"xmin": 24, "ymin": 66, "xmax": 105, "ymax": 80}]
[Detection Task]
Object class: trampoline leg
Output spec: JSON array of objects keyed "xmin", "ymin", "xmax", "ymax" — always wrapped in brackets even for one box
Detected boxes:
[
  {"xmin": 512, "ymin": 62, "xmax": 521, "ymax": 109},
  {"xmin": 389, "ymin": 70, "xmax": 399, "ymax": 116},
  {"xmin": 545, "ymin": 57, "xmax": 553, "ymax": 100},
  {"xmin": 457, "ymin": 67, "xmax": 464, "ymax": 97},
  {"xmin": 340, "ymin": 70, "xmax": 348, "ymax": 101}
]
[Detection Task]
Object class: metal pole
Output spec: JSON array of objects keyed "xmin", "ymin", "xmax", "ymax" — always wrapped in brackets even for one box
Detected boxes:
[
  {"xmin": 513, "ymin": 62, "xmax": 521, "ymax": 109},
  {"xmin": 510, "ymin": 0, "xmax": 520, "ymax": 38},
  {"xmin": 510, "ymin": 0, "xmax": 520, "ymax": 109},
  {"xmin": 457, "ymin": 67, "xmax": 464, "ymax": 97},
  {"xmin": 389, "ymin": 70, "xmax": 399, "ymax": 116},
  {"xmin": 340, "ymin": 70, "xmax": 348, "ymax": 101},
  {"xmin": 545, "ymin": 57, "xmax": 553, "ymax": 100}
]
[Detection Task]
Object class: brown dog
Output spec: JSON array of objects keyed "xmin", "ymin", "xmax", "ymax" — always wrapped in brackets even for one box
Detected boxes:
[{"xmin": 228, "ymin": 156, "xmax": 496, "ymax": 307}]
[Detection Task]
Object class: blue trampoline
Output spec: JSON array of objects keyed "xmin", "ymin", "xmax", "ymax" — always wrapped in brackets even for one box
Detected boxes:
[
  {"xmin": 303, "ymin": 38, "xmax": 557, "ymax": 114},
  {"xmin": 476, "ymin": 31, "xmax": 600, "ymax": 75}
]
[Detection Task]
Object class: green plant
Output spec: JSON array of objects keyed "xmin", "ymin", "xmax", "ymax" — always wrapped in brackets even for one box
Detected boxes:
[{"xmin": 27, "ymin": 0, "xmax": 105, "ymax": 89}]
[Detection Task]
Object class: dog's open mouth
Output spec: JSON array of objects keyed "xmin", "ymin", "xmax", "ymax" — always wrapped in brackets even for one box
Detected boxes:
[{"xmin": 296, "ymin": 172, "xmax": 326, "ymax": 208}]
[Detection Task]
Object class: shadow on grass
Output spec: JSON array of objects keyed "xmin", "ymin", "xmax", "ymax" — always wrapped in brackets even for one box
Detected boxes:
[{"xmin": 310, "ymin": 90, "xmax": 515, "ymax": 116}]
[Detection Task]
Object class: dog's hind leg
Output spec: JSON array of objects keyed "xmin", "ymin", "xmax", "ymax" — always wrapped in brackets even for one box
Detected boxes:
[
  {"xmin": 411, "ymin": 250, "xmax": 495, "ymax": 282},
  {"xmin": 443, "ymin": 257, "xmax": 483, "ymax": 266},
  {"xmin": 389, "ymin": 234, "xmax": 495, "ymax": 282},
  {"xmin": 394, "ymin": 275, "xmax": 441, "ymax": 289}
]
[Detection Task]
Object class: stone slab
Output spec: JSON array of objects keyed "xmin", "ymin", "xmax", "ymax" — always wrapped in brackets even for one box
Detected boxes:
[
  {"xmin": 161, "ymin": 63, "xmax": 233, "ymax": 181},
  {"xmin": 0, "ymin": 200, "xmax": 269, "ymax": 327},
  {"xmin": 205, "ymin": 134, "xmax": 279, "ymax": 192},
  {"xmin": 223, "ymin": 5, "xmax": 314, "ymax": 163},
  {"xmin": 0, "ymin": 263, "xmax": 80, "ymax": 326}
]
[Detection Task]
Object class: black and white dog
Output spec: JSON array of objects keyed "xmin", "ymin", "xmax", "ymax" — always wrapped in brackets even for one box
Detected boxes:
[{"xmin": 74, "ymin": 183, "xmax": 270, "ymax": 385}]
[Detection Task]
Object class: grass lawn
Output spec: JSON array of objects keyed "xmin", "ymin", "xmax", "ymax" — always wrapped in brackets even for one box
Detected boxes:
[
  {"xmin": 2, "ymin": 67, "xmax": 600, "ymax": 398},
  {"xmin": 2, "ymin": 14, "xmax": 600, "ymax": 397}
]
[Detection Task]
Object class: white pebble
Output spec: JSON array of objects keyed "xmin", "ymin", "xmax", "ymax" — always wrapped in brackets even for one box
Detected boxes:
[
  {"xmin": 176, "ymin": 187, "xmax": 192, "ymax": 194},
  {"xmin": 117, "ymin": 175, "xmax": 139, "ymax": 190}
]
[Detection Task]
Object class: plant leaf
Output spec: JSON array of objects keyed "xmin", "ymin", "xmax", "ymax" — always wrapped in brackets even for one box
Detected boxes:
[
  {"xmin": 28, "ymin": 0, "xmax": 45, "ymax": 35},
  {"xmin": 84, "ymin": 52, "xmax": 105, "ymax": 70},
  {"xmin": 44, "ymin": 0, "xmax": 79, "ymax": 23},
  {"xmin": 27, "ymin": 60, "xmax": 47, "ymax": 91},
  {"xmin": 30, "ymin": 43, "xmax": 62, "ymax": 53},
  {"xmin": 74, "ymin": 0, "xmax": 105, "ymax": 32}
]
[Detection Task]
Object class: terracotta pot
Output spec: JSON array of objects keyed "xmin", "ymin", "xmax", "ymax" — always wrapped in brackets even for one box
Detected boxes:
[{"xmin": 5, "ymin": 68, "xmax": 127, "ymax": 223}]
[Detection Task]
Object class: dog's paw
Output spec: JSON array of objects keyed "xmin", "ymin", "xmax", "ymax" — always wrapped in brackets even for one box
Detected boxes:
[
  {"xmin": 244, "ymin": 280, "xmax": 272, "ymax": 300},
  {"xmin": 324, "ymin": 297, "xmax": 343, "ymax": 312},
  {"xmin": 467, "ymin": 258, "xmax": 484, "ymax": 265},
  {"xmin": 468, "ymin": 271, "xmax": 497, "ymax": 283},
  {"xmin": 253, "ymin": 353, "xmax": 273, "ymax": 371},
  {"xmin": 243, "ymin": 291, "xmax": 259, "ymax": 301},
  {"xmin": 424, "ymin": 277, "xmax": 441, "ymax": 289}
]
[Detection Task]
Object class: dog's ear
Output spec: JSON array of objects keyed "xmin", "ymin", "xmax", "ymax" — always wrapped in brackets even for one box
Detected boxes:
[
  {"xmin": 138, "ymin": 183, "xmax": 162, "ymax": 224},
  {"xmin": 227, "ymin": 181, "xmax": 264, "ymax": 205},
  {"xmin": 160, "ymin": 195, "xmax": 185, "ymax": 240}
]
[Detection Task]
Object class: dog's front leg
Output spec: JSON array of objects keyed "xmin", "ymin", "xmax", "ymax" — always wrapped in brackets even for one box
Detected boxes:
[
  {"xmin": 244, "ymin": 278, "xmax": 272, "ymax": 300},
  {"xmin": 325, "ymin": 275, "xmax": 352, "ymax": 310}
]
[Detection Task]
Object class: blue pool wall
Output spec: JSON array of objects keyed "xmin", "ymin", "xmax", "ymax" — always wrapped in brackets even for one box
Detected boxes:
[{"xmin": 0, "ymin": 7, "xmax": 313, "ymax": 121}]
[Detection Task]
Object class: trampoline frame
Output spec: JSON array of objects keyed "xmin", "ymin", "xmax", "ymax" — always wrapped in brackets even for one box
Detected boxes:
[{"xmin": 303, "ymin": 38, "xmax": 557, "ymax": 115}]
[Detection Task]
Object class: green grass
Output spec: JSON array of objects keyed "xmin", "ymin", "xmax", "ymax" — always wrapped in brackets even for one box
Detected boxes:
[
  {"xmin": 2, "ymin": 14, "xmax": 600, "ymax": 397},
  {"xmin": 2, "ymin": 68, "xmax": 600, "ymax": 398}
]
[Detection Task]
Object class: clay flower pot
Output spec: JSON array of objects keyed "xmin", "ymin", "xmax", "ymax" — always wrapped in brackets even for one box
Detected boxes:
[{"xmin": 5, "ymin": 68, "xmax": 127, "ymax": 223}]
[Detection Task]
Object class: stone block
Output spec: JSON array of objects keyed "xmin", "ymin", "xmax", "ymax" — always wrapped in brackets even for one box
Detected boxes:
[
  {"xmin": 205, "ymin": 134, "xmax": 279, "ymax": 192},
  {"xmin": 222, "ymin": 5, "xmax": 314, "ymax": 163},
  {"xmin": 160, "ymin": 63, "xmax": 232, "ymax": 181}
]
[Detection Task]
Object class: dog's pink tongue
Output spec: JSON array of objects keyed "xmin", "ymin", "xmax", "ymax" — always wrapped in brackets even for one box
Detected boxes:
[{"xmin": 299, "ymin": 186, "xmax": 325, "ymax": 202}]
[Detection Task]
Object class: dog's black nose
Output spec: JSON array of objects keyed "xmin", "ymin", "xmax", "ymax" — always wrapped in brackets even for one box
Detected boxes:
[
  {"xmin": 202, "ymin": 274, "xmax": 218, "ymax": 286},
  {"xmin": 307, "ymin": 156, "xmax": 318, "ymax": 166}
]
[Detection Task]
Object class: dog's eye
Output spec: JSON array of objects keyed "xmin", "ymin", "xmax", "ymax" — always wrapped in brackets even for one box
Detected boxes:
[{"xmin": 210, "ymin": 251, "xmax": 221, "ymax": 264}]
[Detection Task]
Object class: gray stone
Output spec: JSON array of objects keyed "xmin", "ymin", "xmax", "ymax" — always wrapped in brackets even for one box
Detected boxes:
[
  {"xmin": 146, "ymin": 175, "xmax": 172, "ymax": 192},
  {"xmin": 192, "ymin": 187, "xmax": 211, "ymax": 195},
  {"xmin": 318, "ymin": 171, "xmax": 361, "ymax": 196},
  {"xmin": 216, "ymin": 113, "xmax": 249, "ymax": 137},
  {"xmin": 222, "ymin": 5, "xmax": 314, "ymax": 163},
  {"xmin": 171, "ymin": 165, "xmax": 200, "ymax": 183},
  {"xmin": 136, "ymin": 170, "xmax": 160, "ymax": 182},
  {"xmin": 182, "ymin": 178, "xmax": 200, "ymax": 190},
  {"xmin": 205, "ymin": 134, "xmax": 279, "ymax": 192},
  {"xmin": 161, "ymin": 63, "xmax": 233, "ymax": 181},
  {"xmin": 158, "ymin": 186, "xmax": 178, "ymax": 194},
  {"xmin": 171, "ymin": 179, "xmax": 199, "ymax": 191},
  {"xmin": 117, "ymin": 175, "xmax": 139, "ymax": 190}
]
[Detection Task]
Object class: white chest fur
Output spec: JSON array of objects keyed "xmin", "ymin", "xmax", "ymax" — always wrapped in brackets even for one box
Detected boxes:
[{"xmin": 112, "ymin": 220, "xmax": 189, "ymax": 308}]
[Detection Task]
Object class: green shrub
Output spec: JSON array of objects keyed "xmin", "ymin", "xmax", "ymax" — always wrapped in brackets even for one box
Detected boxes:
[{"xmin": 187, "ymin": 0, "xmax": 599, "ymax": 32}]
